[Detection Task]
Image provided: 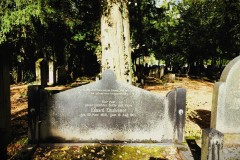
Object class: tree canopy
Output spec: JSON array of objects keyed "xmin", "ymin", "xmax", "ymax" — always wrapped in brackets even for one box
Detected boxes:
[{"xmin": 1, "ymin": 0, "xmax": 240, "ymax": 82}]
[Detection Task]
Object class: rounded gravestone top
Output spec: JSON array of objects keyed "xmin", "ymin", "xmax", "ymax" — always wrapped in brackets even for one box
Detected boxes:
[
  {"xmin": 220, "ymin": 55, "xmax": 240, "ymax": 82},
  {"xmin": 102, "ymin": 69, "xmax": 116, "ymax": 83}
]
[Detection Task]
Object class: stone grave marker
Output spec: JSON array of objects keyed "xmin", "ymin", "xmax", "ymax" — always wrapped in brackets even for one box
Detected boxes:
[
  {"xmin": 35, "ymin": 58, "xmax": 48, "ymax": 87},
  {"xmin": 56, "ymin": 65, "xmax": 67, "ymax": 84},
  {"xmin": 210, "ymin": 55, "xmax": 240, "ymax": 145},
  {"xmin": 160, "ymin": 66, "xmax": 165, "ymax": 78},
  {"xmin": 48, "ymin": 59, "xmax": 56, "ymax": 86},
  {"xmin": 28, "ymin": 69, "xmax": 186, "ymax": 144}
]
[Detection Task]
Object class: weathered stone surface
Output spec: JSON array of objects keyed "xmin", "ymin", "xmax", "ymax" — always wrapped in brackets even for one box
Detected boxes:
[
  {"xmin": 29, "ymin": 69, "xmax": 186, "ymax": 143},
  {"xmin": 211, "ymin": 55, "xmax": 240, "ymax": 134},
  {"xmin": 201, "ymin": 129, "xmax": 224, "ymax": 160}
]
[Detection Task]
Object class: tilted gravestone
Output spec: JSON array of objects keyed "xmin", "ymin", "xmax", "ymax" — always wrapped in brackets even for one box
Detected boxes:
[
  {"xmin": 211, "ymin": 55, "xmax": 240, "ymax": 145},
  {"xmin": 28, "ymin": 69, "xmax": 186, "ymax": 144}
]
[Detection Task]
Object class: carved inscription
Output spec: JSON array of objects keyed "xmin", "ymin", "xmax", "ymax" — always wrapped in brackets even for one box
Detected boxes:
[
  {"xmin": 81, "ymin": 89, "xmax": 128, "ymax": 96},
  {"xmin": 80, "ymin": 89, "xmax": 136, "ymax": 117}
]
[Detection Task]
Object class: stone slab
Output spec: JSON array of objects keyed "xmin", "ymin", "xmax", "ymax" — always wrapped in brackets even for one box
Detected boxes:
[
  {"xmin": 211, "ymin": 55, "xmax": 240, "ymax": 134},
  {"xmin": 29, "ymin": 70, "xmax": 186, "ymax": 143}
]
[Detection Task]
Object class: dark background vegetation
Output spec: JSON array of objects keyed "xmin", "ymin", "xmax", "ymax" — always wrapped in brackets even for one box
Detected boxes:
[{"xmin": 1, "ymin": 0, "xmax": 239, "ymax": 82}]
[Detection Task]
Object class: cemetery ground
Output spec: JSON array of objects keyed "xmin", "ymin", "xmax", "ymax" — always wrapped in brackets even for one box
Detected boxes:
[{"xmin": 7, "ymin": 76, "xmax": 213, "ymax": 159}]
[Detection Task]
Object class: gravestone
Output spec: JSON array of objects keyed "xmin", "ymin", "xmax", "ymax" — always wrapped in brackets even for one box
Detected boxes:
[
  {"xmin": 56, "ymin": 65, "xmax": 67, "ymax": 84},
  {"xmin": 210, "ymin": 55, "xmax": 240, "ymax": 145},
  {"xmin": 48, "ymin": 59, "xmax": 56, "ymax": 86},
  {"xmin": 35, "ymin": 58, "xmax": 48, "ymax": 87},
  {"xmin": 160, "ymin": 66, "xmax": 165, "ymax": 78},
  {"xmin": 28, "ymin": 69, "xmax": 186, "ymax": 144},
  {"xmin": 48, "ymin": 59, "xmax": 56, "ymax": 85}
]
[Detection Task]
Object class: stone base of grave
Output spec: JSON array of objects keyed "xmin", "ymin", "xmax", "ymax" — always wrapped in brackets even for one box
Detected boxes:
[
  {"xmin": 223, "ymin": 134, "xmax": 240, "ymax": 159},
  {"xmin": 223, "ymin": 134, "xmax": 240, "ymax": 146},
  {"xmin": 37, "ymin": 143, "xmax": 189, "ymax": 159},
  {"xmin": 178, "ymin": 145, "xmax": 195, "ymax": 160},
  {"xmin": 223, "ymin": 147, "xmax": 240, "ymax": 159}
]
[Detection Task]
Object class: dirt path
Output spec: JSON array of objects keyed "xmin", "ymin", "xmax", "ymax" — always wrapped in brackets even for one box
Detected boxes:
[{"xmin": 144, "ymin": 77, "xmax": 214, "ymax": 139}]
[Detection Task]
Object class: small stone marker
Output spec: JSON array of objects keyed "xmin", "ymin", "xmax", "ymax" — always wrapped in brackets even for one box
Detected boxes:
[
  {"xmin": 210, "ymin": 55, "xmax": 240, "ymax": 144},
  {"xmin": 56, "ymin": 65, "xmax": 67, "ymax": 84},
  {"xmin": 48, "ymin": 59, "xmax": 56, "ymax": 86},
  {"xmin": 35, "ymin": 58, "xmax": 48, "ymax": 87},
  {"xmin": 29, "ymin": 69, "xmax": 186, "ymax": 143},
  {"xmin": 160, "ymin": 66, "xmax": 165, "ymax": 78},
  {"xmin": 201, "ymin": 128, "xmax": 223, "ymax": 160}
]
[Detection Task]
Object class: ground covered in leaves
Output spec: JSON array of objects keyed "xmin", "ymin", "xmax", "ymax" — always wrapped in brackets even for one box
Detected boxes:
[{"xmin": 7, "ymin": 76, "xmax": 213, "ymax": 159}]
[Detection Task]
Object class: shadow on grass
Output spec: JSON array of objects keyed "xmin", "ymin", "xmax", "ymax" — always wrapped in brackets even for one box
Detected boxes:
[
  {"xmin": 10, "ymin": 108, "xmax": 28, "ymax": 143},
  {"xmin": 186, "ymin": 139, "xmax": 201, "ymax": 160},
  {"xmin": 187, "ymin": 109, "xmax": 211, "ymax": 160},
  {"xmin": 149, "ymin": 157, "xmax": 167, "ymax": 160},
  {"xmin": 189, "ymin": 109, "xmax": 211, "ymax": 129}
]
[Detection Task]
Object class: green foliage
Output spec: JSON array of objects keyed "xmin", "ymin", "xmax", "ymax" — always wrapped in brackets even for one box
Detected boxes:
[
  {"xmin": 130, "ymin": 0, "xmax": 240, "ymax": 75},
  {"xmin": 1, "ymin": 0, "xmax": 101, "ymax": 82},
  {"xmin": 1, "ymin": 0, "xmax": 240, "ymax": 80},
  {"xmin": 0, "ymin": 0, "xmax": 41, "ymax": 43}
]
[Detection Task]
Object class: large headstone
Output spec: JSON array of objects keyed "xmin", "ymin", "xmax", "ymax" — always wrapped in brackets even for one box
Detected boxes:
[
  {"xmin": 29, "ymin": 69, "xmax": 186, "ymax": 143},
  {"xmin": 211, "ymin": 55, "xmax": 240, "ymax": 144}
]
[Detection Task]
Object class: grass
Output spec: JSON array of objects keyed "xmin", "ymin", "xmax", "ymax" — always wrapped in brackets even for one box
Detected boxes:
[{"xmin": 32, "ymin": 145, "xmax": 180, "ymax": 160}]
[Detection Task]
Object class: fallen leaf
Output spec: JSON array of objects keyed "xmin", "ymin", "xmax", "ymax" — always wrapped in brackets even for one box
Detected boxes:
[{"xmin": 61, "ymin": 146, "xmax": 69, "ymax": 151}]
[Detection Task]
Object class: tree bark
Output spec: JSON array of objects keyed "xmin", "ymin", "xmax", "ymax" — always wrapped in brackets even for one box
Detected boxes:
[
  {"xmin": 0, "ymin": 47, "xmax": 11, "ymax": 160},
  {"xmin": 101, "ymin": 0, "xmax": 132, "ymax": 84}
]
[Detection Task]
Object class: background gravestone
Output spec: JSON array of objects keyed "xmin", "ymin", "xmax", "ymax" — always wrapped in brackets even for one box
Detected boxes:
[
  {"xmin": 48, "ymin": 59, "xmax": 56, "ymax": 86},
  {"xmin": 56, "ymin": 65, "xmax": 67, "ymax": 84},
  {"xmin": 28, "ymin": 69, "xmax": 186, "ymax": 144},
  {"xmin": 211, "ymin": 55, "xmax": 240, "ymax": 144},
  {"xmin": 35, "ymin": 58, "xmax": 48, "ymax": 87}
]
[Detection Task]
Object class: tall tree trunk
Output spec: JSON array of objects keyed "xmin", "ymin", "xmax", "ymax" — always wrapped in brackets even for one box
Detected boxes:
[
  {"xmin": 101, "ymin": 0, "xmax": 132, "ymax": 84},
  {"xmin": 0, "ymin": 47, "xmax": 11, "ymax": 160}
]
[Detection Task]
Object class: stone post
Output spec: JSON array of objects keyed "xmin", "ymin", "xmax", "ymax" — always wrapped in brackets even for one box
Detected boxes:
[
  {"xmin": 35, "ymin": 58, "xmax": 48, "ymax": 87},
  {"xmin": 176, "ymin": 88, "xmax": 186, "ymax": 143},
  {"xmin": 0, "ymin": 52, "xmax": 11, "ymax": 160},
  {"xmin": 201, "ymin": 128, "xmax": 224, "ymax": 160},
  {"xmin": 28, "ymin": 85, "xmax": 41, "ymax": 144},
  {"xmin": 160, "ymin": 66, "xmax": 164, "ymax": 78},
  {"xmin": 167, "ymin": 88, "xmax": 186, "ymax": 143},
  {"xmin": 48, "ymin": 59, "xmax": 56, "ymax": 86}
]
